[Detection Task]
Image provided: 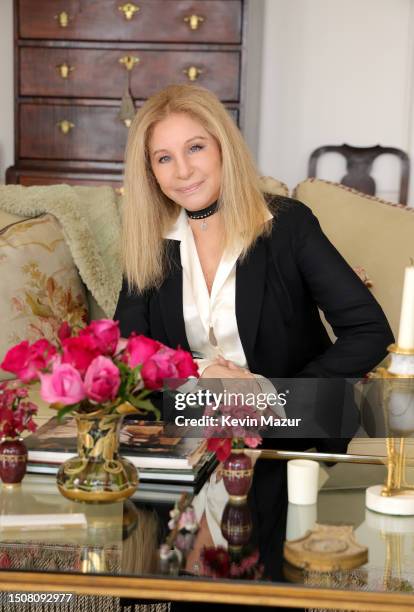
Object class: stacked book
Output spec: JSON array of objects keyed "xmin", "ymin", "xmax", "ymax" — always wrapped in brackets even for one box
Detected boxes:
[{"xmin": 25, "ymin": 418, "xmax": 216, "ymax": 491}]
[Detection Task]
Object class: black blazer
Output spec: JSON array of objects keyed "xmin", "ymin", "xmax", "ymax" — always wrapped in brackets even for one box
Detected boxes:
[{"xmin": 114, "ymin": 197, "xmax": 393, "ymax": 378}]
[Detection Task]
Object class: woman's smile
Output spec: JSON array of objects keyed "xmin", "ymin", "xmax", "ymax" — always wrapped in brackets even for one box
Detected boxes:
[{"xmin": 176, "ymin": 180, "xmax": 205, "ymax": 195}]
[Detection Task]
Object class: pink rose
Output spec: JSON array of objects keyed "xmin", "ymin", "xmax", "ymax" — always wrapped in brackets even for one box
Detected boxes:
[
  {"xmin": 84, "ymin": 356, "xmax": 120, "ymax": 403},
  {"xmin": 57, "ymin": 321, "xmax": 72, "ymax": 342},
  {"xmin": 125, "ymin": 335, "xmax": 161, "ymax": 368},
  {"xmin": 141, "ymin": 347, "xmax": 178, "ymax": 390},
  {"xmin": 80, "ymin": 320, "xmax": 120, "ymax": 355},
  {"xmin": 61, "ymin": 335, "xmax": 100, "ymax": 375},
  {"xmin": 172, "ymin": 348, "xmax": 199, "ymax": 378},
  {"xmin": 1, "ymin": 342, "xmax": 33, "ymax": 380},
  {"xmin": 31, "ymin": 338, "xmax": 57, "ymax": 366},
  {"xmin": 39, "ymin": 363, "xmax": 86, "ymax": 405},
  {"xmin": 1, "ymin": 339, "xmax": 56, "ymax": 382}
]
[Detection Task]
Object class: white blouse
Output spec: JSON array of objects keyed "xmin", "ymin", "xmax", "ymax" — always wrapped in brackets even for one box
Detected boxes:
[
  {"xmin": 164, "ymin": 208, "xmax": 272, "ymax": 375},
  {"xmin": 164, "ymin": 209, "xmax": 279, "ymax": 547}
]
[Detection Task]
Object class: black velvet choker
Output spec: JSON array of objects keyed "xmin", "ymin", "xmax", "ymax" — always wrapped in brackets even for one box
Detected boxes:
[{"xmin": 185, "ymin": 201, "xmax": 218, "ymax": 220}]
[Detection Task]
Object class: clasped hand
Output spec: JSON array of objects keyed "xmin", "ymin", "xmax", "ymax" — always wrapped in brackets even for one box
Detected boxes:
[
  {"xmin": 201, "ymin": 355, "xmax": 261, "ymax": 398},
  {"xmin": 202, "ymin": 355, "xmax": 254, "ymax": 379}
]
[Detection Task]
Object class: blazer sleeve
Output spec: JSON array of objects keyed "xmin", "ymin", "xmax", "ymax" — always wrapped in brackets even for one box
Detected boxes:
[
  {"xmin": 291, "ymin": 203, "xmax": 394, "ymax": 377},
  {"xmin": 113, "ymin": 278, "xmax": 150, "ymax": 338}
]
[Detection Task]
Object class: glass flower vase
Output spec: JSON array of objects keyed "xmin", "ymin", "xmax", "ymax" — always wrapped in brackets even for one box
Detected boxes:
[{"xmin": 56, "ymin": 408, "xmax": 138, "ymax": 503}]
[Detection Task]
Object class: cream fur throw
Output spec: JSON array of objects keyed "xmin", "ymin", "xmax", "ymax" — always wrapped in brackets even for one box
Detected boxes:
[
  {"xmin": 0, "ymin": 184, "xmax": 122, "ymax": 317},
  {"xmin": 0, "ymin": 177, "xmax": 287, "ymax": 318}
]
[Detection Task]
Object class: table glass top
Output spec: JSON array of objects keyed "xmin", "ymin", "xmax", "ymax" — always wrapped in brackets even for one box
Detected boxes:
[{"xmin": 0, "ymin": 459, "xmax": 413, "ymax": 598}]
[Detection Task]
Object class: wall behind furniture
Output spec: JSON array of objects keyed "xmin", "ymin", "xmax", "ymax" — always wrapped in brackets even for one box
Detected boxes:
[
  {"xmin": 258, "ymin": 0, "xmax": 414, "ymax": 204},
  {"xmin": 0, "ymin": 0, "xmax": 14, "ymax": 183},
  {"xmin": 1, "ymin": 0, "xmax": 414, "ymax": 203}
]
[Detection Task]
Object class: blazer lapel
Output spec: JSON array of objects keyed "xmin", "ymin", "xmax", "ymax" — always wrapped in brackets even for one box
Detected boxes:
[
  {"xmin": 236, "ymin": 238, "xmax": 267, "ymax": 368},
  {"xmin": 158, "ymin": 240, "xmax": 191, "ymax": 352}
]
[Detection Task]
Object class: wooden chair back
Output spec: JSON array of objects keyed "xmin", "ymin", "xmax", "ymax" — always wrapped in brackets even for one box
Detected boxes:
[{"xmin": 308, "ymin": 144, "xmax": 410, "ymax": 204}]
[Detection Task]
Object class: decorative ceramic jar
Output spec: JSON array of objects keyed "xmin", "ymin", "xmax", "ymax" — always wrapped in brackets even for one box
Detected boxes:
[
  {"xmin": 0, "ymin": 438, "xmax": 27, "ymax": 486},
  {"xmin": 221, "ymin": 501, "xmax": 253, "ymax": 550},
  {"xmin": 222, "ymin": 442, "xmax": 254, "ymax": 502},
  {"xmin": 56, "ymin": 409, "xmax": 138, "ymax": 503}
]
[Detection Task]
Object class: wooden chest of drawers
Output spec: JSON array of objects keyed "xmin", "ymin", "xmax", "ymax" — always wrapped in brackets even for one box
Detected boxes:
[{"xmin": 7, "ymin": 0, "xmax": 260, "ymax": 189}]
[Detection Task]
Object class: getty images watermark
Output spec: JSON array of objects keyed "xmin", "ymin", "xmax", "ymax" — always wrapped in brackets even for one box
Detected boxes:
[{"xmin": 171, "ymin": 388, "xmax": 302, "ymax": 430}]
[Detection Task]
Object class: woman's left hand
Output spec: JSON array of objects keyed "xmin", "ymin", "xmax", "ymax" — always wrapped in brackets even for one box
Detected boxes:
[
  {"xmin": 214, "ymin": 355, "xmax": 255, "ymax": 378},
  {"xmin": 212, "ymin": 355, "xmax": 262, "ymax": 396}
]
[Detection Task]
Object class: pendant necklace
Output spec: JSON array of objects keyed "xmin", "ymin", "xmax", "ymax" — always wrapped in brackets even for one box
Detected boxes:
[{"xmin": 185, "ymin": 201, "xmax": 218, "ymax": 231}]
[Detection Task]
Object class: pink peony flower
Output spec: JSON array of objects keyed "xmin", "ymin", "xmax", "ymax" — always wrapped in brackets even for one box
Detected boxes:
[
  {"xmin": 61, "ymin": 335, "xmax": 100, "ymax": 375},
  {"xmin": 80, "ymin": 320, "xmax": 120, "ymax": 355},
  {"xmin": 39, "ymin": 363, "xmax": 86, "ymax": 405},
  {"xmin": 1, "ymin": 339, "xmax": 56, "ymax": 382},
  {"xmin": 84, "ymin": 356, "xmax": 120, "ymax": 403},
  {"xmin": 125, "ymin": 335, "xmax": 161, "ymax": 368},
  {"xmin": 244, "ymin": 436, "xmax": 261, "ymax": 449},
  {"xmin": 141, "ymin": 347, "xmax": 178, "ymax": 390}
]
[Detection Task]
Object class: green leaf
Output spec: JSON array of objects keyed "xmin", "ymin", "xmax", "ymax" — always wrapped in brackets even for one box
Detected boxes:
[
  {"xmin": 126, "ymin": 395, "xmax": 160, "ymax": 420},
  {"xmin": 134, "ymin": 399, "xmax": 154, "ymax": 410},
  {"xmin": 137, "ymin": 388, "xmax": 152, "ymax": 400},
  {"xmin": 57, "ymin": 404, "xmax": 78, "ymax": 422},
  {"xmin": 116, "ymin": 362, "xmax": 130, "ymax": 374}
]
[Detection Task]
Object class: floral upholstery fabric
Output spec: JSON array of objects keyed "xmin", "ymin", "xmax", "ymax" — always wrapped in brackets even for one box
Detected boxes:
[{"xmin": 0, "ymin": 214, "xmax": 88, "ymax": 379}]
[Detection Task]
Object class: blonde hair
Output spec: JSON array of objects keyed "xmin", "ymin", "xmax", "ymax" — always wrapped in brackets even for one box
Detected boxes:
[
  {"xmin": 123, "ymin": 84, "xmax": 272, "ymax": 291},
  {"xmin": 121, "ymin": 504, "xmax": 159, "ymax": 575}
]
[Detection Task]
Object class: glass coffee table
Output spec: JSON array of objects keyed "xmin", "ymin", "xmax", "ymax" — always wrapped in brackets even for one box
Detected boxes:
[{"xmin": 0, "ymin": 453, "xmax": 413, "ymax": 611}]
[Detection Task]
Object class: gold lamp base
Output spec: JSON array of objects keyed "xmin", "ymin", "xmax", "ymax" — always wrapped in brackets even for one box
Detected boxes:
[{"xmin": 365, "ymin": 344, "xmax": 414, "ymax": 514}]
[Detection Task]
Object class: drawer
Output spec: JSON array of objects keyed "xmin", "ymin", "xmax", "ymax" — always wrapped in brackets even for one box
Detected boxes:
[
  {"xmin": 18, "ymin": 0, "xmax": 242, "ymax": 43},
  {"xmin": 20, "ymin": 104, "xmax": 129, "ymax": 161},
  {"xmin": 20, "ymin": 48, "xmax": 240, "ymax": 101},
  {"xmin": 19, "ymin": 103, "xmax": 239, "ymax": 161}
]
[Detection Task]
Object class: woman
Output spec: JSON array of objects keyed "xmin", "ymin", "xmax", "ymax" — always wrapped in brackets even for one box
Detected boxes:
[
  {"xmin": 115, "ymin": 84, "xmax": 393, "ymax": 385},
  {"xmin": 115, "ymin": 83, "xmax": 392, "ymax": 612}
]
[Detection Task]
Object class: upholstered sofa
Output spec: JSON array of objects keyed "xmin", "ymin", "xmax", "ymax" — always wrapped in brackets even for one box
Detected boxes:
[
  {"xmin": 1, "ymin": 178, "xmax": 413, "ymax": 445},
  {"xmin": 0, "ymin": 184, "xmax": 122, "ymax": 424}
]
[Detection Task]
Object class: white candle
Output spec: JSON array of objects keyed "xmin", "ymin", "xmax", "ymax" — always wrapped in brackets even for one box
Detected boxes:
[{"xmin": 397, "ymin": 265, "xmax": 414, "ymax": 349}]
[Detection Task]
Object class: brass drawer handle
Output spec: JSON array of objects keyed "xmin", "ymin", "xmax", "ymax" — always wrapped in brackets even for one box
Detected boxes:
[
  {"xmin": 119, "ymin": 3, "xmax": 140, "ymax": 20},
  {"xmin": 184, "ymin": 14, "xmax": 204, "ymax": 31},
  {"xmin": 183, "ymin": 66, "xmax": 203, "ymax": 82},
  {"xmin": 56, "ymin": 63, "xmax": 74, "ymax": 79},
  {"xmin": 55, "ymin": 11, "xmax": 70, "ymax": 28},
  {"xmin": 119, "ymin": 55, "xmax": 140, "ymax": 71},
  {"xmin": 115, "ymin": 187, "xmax": 125, "ymax": 196},
  {"xmin": 56, "ymin": 120, "xmax": 74, "ymax": 135}
]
